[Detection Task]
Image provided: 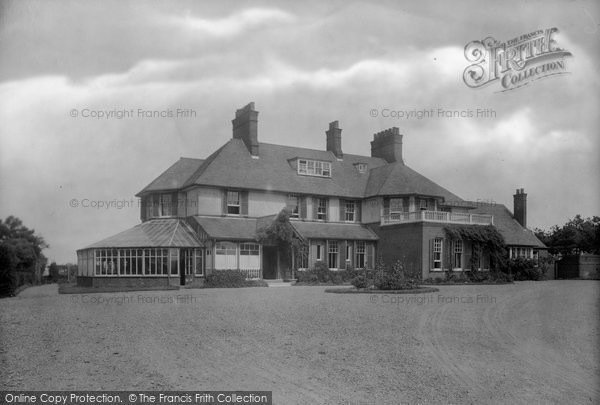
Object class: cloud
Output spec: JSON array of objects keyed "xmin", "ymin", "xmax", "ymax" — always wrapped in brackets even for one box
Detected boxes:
[{"xmin": 160, "ymin": 8, "xmax": 295, "ymax": 38}]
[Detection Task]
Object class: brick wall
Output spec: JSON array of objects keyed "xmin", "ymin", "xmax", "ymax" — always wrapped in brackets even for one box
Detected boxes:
[
  {"xmin": 77, "ymin": 276, "xmax": 171, "ymax": 288},
  {"xmin": 367, "ymin": 222, "xmax": 424, "ymax": 278},
  {"xmin": 557, "ymin": 254, "xmax": 600, "ymax": 280}
]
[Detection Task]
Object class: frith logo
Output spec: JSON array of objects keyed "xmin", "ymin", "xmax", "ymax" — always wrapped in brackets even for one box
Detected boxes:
[{"xmin": 463, "ymin": 28, "xmax": 572, "ymax": 92}]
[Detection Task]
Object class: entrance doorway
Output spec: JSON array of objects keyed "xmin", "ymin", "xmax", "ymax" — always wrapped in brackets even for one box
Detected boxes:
[{"xmin": 262, "ymin": 246, "xmax": 278, "ymax": 279}]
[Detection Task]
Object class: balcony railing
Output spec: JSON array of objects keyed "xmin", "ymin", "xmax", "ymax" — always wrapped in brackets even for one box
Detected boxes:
[{"xmin": 381, "ymin": 210, "xmax": 494, "ymax": 226}]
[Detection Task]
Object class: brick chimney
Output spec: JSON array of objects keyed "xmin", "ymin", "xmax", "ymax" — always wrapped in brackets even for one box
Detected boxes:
[
  {"xmin": 513, "ymin": 188, "xmax": 527, "ymax": 228},
  {"xmin": 326, "ymin": 121, "xmax": 343, "ymax": 159},
  {"xmin": 370, "ymin": 127, "xmax": 403, "ymax": 164},
  {"xmin": 232, "ymin": 102, "xmax": 259, "ymax": 157}
]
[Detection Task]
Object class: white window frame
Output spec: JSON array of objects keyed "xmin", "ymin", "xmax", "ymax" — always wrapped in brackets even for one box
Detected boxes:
[
  {"xmin": 297, "ymin": 159, "xmax": 331, "ymax": 178},
  {"xmin": 226, "ymin": 191, "xmax": 240, "ymax": 215},
  {"xmin": 316, "ymin": 243, "xmax": 324, "ymax": 261},
  {"xmin": 357, "ymin": 163, "xmax": 367, "ymax": 173},
  {"xmin": 345, "ymin": 201, "xmax": 355, "ymax": 222},
  {"xmin": 287, "ymin": 194, "xmax": 299, "ymax": 219},
  {"xmin": 346, "ymin": 243, "xmax": 352, "ymax": 265},
  {"xmin": 355, "ymin": 241, "xmax": 366, "ymax": 269},
  {"xmin": 453, "ymin": 240, "xmax": 463, "ymax": 270},
  {"xmin": 215, "ymin": 241, "xmax": 238, "ymax": 270},
  {"xmin": 317, "ymin": 198, "xmax": 328, "ymax": 221},
  {"xmin": 328, "ymin": 241, "xmax": 339, "ymax": 270},
  {"xmin": 390, "ymin": 198, "xmax": 403, "ymax": 214},
  {"xmin": 432, "ymin": 238, "xmax": 443, "ymax": 271}
]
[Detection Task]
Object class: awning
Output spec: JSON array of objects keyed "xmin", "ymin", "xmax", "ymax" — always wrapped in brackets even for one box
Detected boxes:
[{"xmin": 81, "ymin": 219, "xmax": 204, "ymax": 249}]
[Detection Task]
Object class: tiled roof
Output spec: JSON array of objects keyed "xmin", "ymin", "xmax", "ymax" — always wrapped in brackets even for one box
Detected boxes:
[
  {"xmin": 290, "ymin": 221, "xmax": 379, "ymax": 241},
  {"xmin": 174, "ymin": 138, "xmax": 464, "ymax": 200},
  {"xmin": 81, "ymin": 219, "xmax": 203, "ymax": 249},
  {"xmin": 183, "ymin": 139, "xmax": 388, "ymax": 198},
  {"xmin": 471, "ymin": 204, "xmax": 546, "ymax": 248},
  {"xmin": 137, "ymin": 157, "xmax": 204, "ymax": 195},
  {"xmin": 364, "ymin": 162, "xmax": 463, "ymax": 201},
  {"xmin": 191, "ymin": 216, "xmax": 259, "ymax": 240}
]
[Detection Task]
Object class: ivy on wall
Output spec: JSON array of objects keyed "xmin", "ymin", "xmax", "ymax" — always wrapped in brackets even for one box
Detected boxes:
[{"xmin": 443, "ymin": 225, "xmax": 507, "ymax": 272}]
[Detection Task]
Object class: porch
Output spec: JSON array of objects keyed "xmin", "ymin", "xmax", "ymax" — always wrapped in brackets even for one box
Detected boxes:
[{"xmin": 381, "ymin": 210, "xmax": 494, "ymax": 226}]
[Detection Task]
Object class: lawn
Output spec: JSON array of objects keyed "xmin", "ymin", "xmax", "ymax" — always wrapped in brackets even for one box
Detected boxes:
[{"xmin": 1, "ymin": 281, "xmax": 599, "ymax": 404}]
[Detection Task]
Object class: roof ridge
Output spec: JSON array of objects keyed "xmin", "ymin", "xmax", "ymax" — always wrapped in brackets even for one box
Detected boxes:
[
  {"xmin": 182, "ymin": 140, "xmax": 232, "ymax": 188},
  {"xmin": 168, "ymin": 220, "xmax": 179, "ymax": 246}
]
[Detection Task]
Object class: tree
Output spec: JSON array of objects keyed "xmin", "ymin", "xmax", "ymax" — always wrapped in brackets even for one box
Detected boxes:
[
  {"xmin": 48, "ymin": 262, "xmax": 59, "ymax": 281},
  {"xmin": 0, "ymin": 216, "xmax": 48, "ymax": 296},
  {"xmin": 535, "ymin": 215, "xmax": 600, "ymax": 255},
  {"xmin": 0, "ymin": 243, "xmax": 18, "ymax": 296},
  {"xmin": 256, "ymin": 209, "xmax": 307, "ymax": 279}
]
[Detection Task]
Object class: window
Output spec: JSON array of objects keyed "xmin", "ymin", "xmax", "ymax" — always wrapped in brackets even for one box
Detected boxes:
[
  {"xmin": 95, "ymin": 249, "xmax": 117, "ymax": 275},
  {"xmin": 345, "ymin": 243, "xmax": 352, "ymax": 266},
  {"xmin": 390, "ymin": 198, "xmax": 403, "ymax": 213},
  {"xmin": 287, "ymin": 194, "xmax": 299, "ymax": 218},
  {"xmin": 215, "ymin": 242, "xmax": 237, "ymax": 270},
  {"xmin": 296, "ymin": 244, "xmax": 308, "ymax": 270},
  {"xmin": 345, "ymin": 201, "xmax": 355, "ymax": 222},
  {"xmin": 419, "ymin": 198, "xmax": 428, "ymax": 210},
  {"xmin": 159, "ymin": 194, "xmax": 173, "ymax": 216},
  {"xmin": 317, "ymin": 198, "xmax": 328, "ymax": 221},
  {"xmin": 316, "ymin": 244, "xmax": 323, "ymax": 261},
  {"xmin": 94, "ymin": 249, "xmax": 177, "ymax": 276},
  {"xmin": 453, "ymin": 240, "xmax": 463, "ymax": 270},
  {"xmin": 510, "ymin": 247, "xmax": 533, "ymax": 259},
  {"xmin": 239, "ymin": 243, "xmax": 260, "ymax": 270},
  {"xmin": 472, "ymin": 244, "xmax": 489, "ymax": 271},
  {"xmin": 227, "ymin": 191, "xmax": 240, "ymax": 215},
  {"xmin": 356, "ymin": 163, "xmax": 368, "ymax": 173},
  {"xmin": 297, "ymin": 159, "xmax": 331, "ymax": 177},
  {"xmin": 183, "ymin": 250, "xmax": 194, "ymax": 276},
  {"xmin": 328, "ymin": 241, "xmax": 339, "ymax": 269},
  {"xmin": 433, "ymin": 238, "xmax": 443, "ymax": 270},
  {"xmin": 170, "ymin": 249, "xmax": 179, "ymax": 275},
  {"xmin": 143, "ymin": 248, "xmax": 169, "ymax": 275},
  {"xmin": 195, "ymin": 249, "xmax": 204, "ymax": 275},
  {"xmin": 355, "ymin": 241, "xmax": 366, "ymax": 268}
]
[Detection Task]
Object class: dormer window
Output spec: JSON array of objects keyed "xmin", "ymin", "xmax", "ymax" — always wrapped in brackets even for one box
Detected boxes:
[{"xmin": 298, "ymin": 159, "xmax": 331, "ymax": 177}]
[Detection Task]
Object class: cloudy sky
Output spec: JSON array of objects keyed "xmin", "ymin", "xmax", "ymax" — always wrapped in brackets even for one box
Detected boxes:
[{"xmin": 0, "ymin": 0, "xmax": 598, "ymax": 264}]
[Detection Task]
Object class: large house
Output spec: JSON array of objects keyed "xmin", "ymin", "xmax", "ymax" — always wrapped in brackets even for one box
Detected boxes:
[{"xmin": 76, "ymin": 102, "xmax": 546, "ymax": 287}]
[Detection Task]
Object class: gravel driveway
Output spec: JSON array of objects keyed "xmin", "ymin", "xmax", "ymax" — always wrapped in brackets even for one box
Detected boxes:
[{"xmin": 1, "ymin": 281, "xmax": 598, "ymax": 404}]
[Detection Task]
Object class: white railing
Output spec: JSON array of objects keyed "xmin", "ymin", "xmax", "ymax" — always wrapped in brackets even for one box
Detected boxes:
[
  {"xmin": 382, "ymin": 210, "xmax": 493, "ymax": 226},
  {"xmin": 240, "ymin": 269, "xmax": 261, "ymax": 279}
]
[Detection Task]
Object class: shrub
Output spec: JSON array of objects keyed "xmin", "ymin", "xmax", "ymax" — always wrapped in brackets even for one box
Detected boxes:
[
  {"xmin": 295, "ymin": 270, "xmax": 320, "ymax": 283},
  {"xmin": 465, "ymin": 270, "xmax": 490, "ymax": 282},
  {"xmin": 507, "ymin": 258, "xmax": 545, "ymax": 281},
  {"xmin": 351, "ymin": 273, "xmax": 372, "ymax": 289},
  {"xmin": 374, "ymin": 260, "xmax": 419, "ymax": 290},
  {"xmin": 204, "ymin": 270, "xmax": 267, "ymax": 288},
  {"xmin": 312, "ymin": 261, "xmax": 331, "ymax": 282}
]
